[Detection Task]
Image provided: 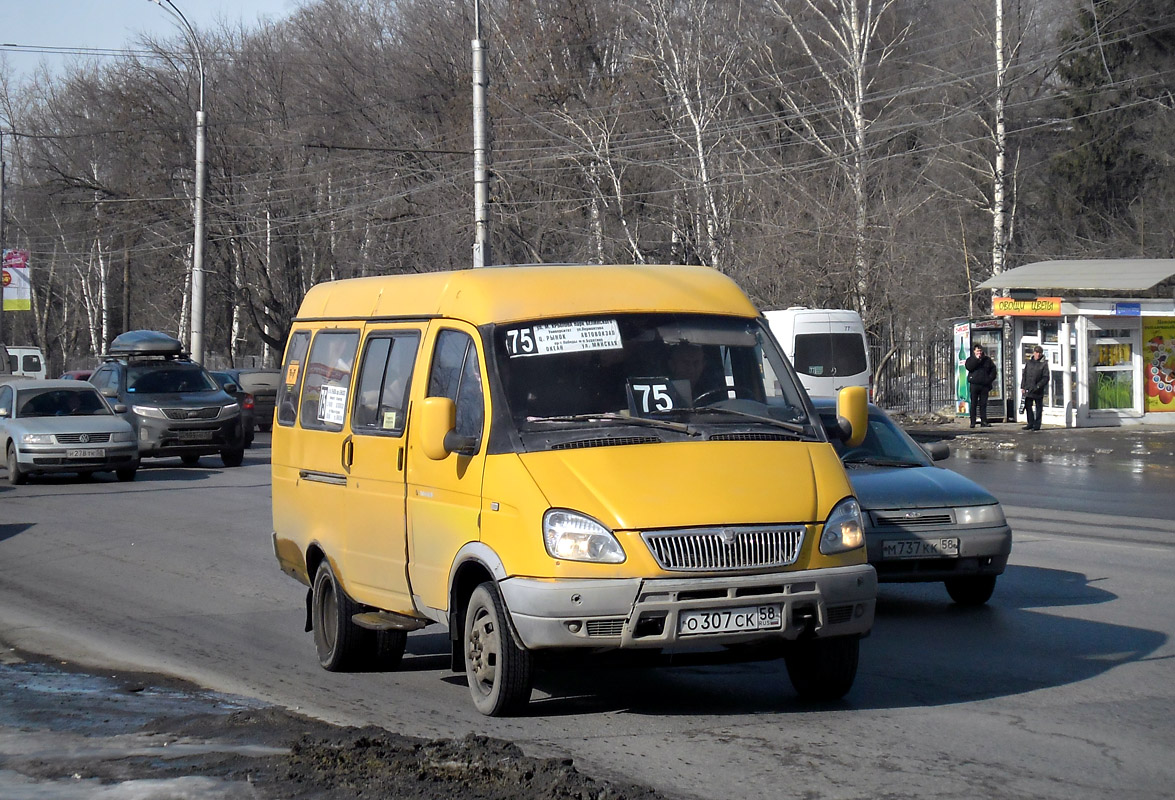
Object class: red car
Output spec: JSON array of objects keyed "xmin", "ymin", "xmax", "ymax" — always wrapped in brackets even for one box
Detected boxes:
[{"xmin": 60, "ymin": 370, "xmax": 94, "ymax": 381}]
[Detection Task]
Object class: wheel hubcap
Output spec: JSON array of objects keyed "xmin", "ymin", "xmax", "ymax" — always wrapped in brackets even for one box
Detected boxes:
[{"xmin": 468, "ymin": 606, "xmax": 498, "ymax": 693}]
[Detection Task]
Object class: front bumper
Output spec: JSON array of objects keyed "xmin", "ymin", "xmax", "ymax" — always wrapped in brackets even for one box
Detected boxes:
[
  {"xmin": 132, "ymin": 414, "xmax": 245, "ymax": 458},
  {"xmin": 18, "ymin": 442, "xmax": 139, "ymax": 474},
  {"xmin": 500, "ymin": 564, "xmax": 876, "ymax": 651},
  {"xmin": 867, "ymin": 524, "xmax": 1012, "ymax": 582}
]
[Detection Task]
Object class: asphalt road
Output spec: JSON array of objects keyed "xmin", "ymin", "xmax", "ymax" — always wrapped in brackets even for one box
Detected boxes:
[{"xmin": 0, "ymin": 434, "xmax": 1172, "ymax": 799}]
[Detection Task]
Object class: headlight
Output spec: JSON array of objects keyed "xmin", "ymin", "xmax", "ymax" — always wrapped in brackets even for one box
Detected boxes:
[
  {"xmin": 820, "ymin": 497, "xmax": 865, "ymax": 555},
  {"xmin": 221, "ymin": 402, "xmax": 240, "ymax": 417},
  {"xmin": 110, "ymin": 430, "xmax": 135, "ymax": 443},
  {"xmin": 131, "ymin": 405, "xmax": 168, "ymax": 419},
  {"xmin": 21, "ymin": 433, "xmax": 54, "ymax": 445},
  {"xmin": 543, "ymin": 509, "xmax": 626, "ymax": 563},
  {"xmin": 957, "ymin": 504, "xmax": 1006, "ymax": 526}
]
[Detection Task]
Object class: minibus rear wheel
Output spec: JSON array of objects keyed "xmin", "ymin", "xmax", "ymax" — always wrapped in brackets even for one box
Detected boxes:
[
  {"xmin": 311, "ymin": 562, "xmax": 367, "ymax": 671},
  {"xmin": 784, "ymin": 637, "xmax": 859, "ymax": 702},
  {"xmin": 464, "ymin": 582, "xmax": 533, "ymax": 716}
]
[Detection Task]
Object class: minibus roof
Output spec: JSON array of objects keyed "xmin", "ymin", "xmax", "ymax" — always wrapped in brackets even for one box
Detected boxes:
[{"xmin": 294, "ymin": 264, "xmax": 760, "ymax": 325}]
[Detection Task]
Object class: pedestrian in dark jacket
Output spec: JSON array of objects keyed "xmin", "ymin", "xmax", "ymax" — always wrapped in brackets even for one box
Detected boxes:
[
  {"xmin": 965, "ymin": 344, "xmax": 997, "ymax": 428},
  {"xmin": 1021, "ymin": 345, "xmax": 1049, "ymax": 431}
]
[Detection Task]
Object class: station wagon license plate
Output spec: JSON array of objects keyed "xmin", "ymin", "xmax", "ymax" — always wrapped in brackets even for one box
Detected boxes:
[
  {"xmin": 882, "ymin": 537, "xmax": 959, "ymax": 559},
  {"xmin": 176, "ymin": 429, "xmax": 213, "ymax": 441},
  {"xmin": 679, "ymin": 604, "xmax": 782, "ymax": 636},
  {"xmin": 66, "ymin": 448, "xmax": 104, "ymax": 459}
]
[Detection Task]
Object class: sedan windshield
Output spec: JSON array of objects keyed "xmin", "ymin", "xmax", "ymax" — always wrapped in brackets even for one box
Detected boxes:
[
  {"xmin": 823, "ymin": 409, "xmax": 931, "ymax": 467},
  {"xmin": 126, "ymin": 364, "xmax": 218, "ymax": 393},
  {"xmin": 17, "ymin": 388, "xmax": 111, "ymax": 417},
  {"xmin": 493, "ymin": 313, "xmax": 815, "ymax": 435}
]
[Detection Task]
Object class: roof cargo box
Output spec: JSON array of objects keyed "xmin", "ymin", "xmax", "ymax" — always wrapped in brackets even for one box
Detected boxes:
[{"xmin": 108, "ymin": 330, "xmax": 185, "ymax": 357}]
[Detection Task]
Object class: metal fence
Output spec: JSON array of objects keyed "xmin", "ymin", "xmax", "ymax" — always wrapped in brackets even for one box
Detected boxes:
[{"xmin": 870, "ymin": 334, "xmax": 958, "ymax": 415}]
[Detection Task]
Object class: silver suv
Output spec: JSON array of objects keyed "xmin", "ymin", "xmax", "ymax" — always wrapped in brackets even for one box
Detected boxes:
[{"xmin": 89, "ymin": 331, "xmax": 246, "ymax": 467}]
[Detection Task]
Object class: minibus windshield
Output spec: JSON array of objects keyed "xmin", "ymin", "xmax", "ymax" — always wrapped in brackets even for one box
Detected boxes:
[{"xmin": 493, "ymin": 314, "xmax": 816, "ymax": 435}]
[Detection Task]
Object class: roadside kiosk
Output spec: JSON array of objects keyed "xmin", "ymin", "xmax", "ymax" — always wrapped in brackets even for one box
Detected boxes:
[{"xmin": 979, "ymin": 259, "xmax": 1175, "ymax": 428}]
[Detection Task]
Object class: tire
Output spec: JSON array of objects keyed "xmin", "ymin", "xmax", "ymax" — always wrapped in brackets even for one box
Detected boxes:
[
  {"xmin": 372, "ymin": 629, "xmax": 409, "ymax": 671},
  {"xmin": 220, "ymin": 448, "xmax": 245, "ymax": 468},
  {"xmin": 116, "ymin": 467, "xmax": 138, "ymax": 482},
  {"xmin": 784, "ymin": 637, "xmax": 860, "ymax": 702},
  {"xmin": 945, "ymin": 575, "xmax": 997, "ymax": 606},
  {"xmin": 311, "ymin": 561, "xmax": 368, "ymax": 671},
  {"xmin": 259, "ymin": 423, "xmax": 272, "ymax": 433},
  {"xmin": 180, "ymin": 454, "xmax": 201, "ymax": 467},
  {"xmin": 464, "ymin": 582, "xmax": 533, "ymax": 716},
  {"xmin": 6, "ymin": 444, "xmax": 26, "ymax": 486}
]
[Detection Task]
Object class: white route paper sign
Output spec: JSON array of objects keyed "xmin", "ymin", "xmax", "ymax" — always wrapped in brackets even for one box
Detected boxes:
[
  {"xmin": 533, "ymin": 320, "xmax": 622, "ymax": 355},
  {"xmin": 318, "ymin": 384, "xmax": 348, "ymax": 425}
]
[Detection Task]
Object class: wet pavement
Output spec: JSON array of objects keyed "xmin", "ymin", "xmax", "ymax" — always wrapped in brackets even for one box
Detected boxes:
[{"xmin": 895, "ymin": 413, "xmax": 1175, "ymax": 467}]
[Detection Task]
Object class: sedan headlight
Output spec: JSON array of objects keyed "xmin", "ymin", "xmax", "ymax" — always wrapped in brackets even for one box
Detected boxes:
[
  {"xmin": 220, "ymin": 402, "xmax": 240, "ymax": 417},
  {"xmin": 131, "ymin": 404, "xmax": 168, "ymax": 419},
  {"xmin": 20, "ymin": 433, "xmax": 54, "ymax": 445},
  {"xmin": 110, "ymin": 430, "xmax": 135, "ymax": 443},
  {"xmin": 956, "ymin": 504, "xmax": 1006, "ymax": 526},
  {"xmin": 543, "ymin": 509, "xmax": 626, "ymax": 563},
  {"xmin": 820, "ymin": 497, "xmax": 865, "ymax": 555}
]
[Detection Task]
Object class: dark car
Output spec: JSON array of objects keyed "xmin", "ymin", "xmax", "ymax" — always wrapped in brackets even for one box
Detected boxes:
[
  {"xmin": 210, "ymin": 371, "xmax": 255, "ymax": 447},
  {"xmin": 814, "ymin": 398, "xmax": 1012, "ymax": 606},
  {"xmin": 88, "ymin": 330, "xmax": 247, "ymax": 468},
  {"xmin": 216, "ymin": 368, "xmax": 279, "ymax": 432}
]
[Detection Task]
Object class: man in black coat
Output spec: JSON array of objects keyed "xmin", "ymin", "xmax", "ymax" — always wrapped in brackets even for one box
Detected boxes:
[
  {"xmin": 965, "ymin": 344, "xmax": 997, "ymax": 428},
  {"xmin": 1021, "ymin": 345, "xmax": 1050, "ymax": 431}
]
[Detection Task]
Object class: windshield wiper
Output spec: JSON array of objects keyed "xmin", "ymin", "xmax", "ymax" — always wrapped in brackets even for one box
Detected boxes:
[
  {"xmin": 525, "ymin": 412, "xmax": 700, "ymax": 436},
  {"xmin": 842, "ymin": 455, "xmax": 922, "ymax": 467},
  {"xmin": 667, "ymin": 407, "xmax": 814, "ymax": 439}
]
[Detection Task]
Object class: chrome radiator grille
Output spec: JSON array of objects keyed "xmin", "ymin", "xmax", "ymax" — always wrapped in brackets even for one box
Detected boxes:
[
  {"xmin": 56, "ymin": 433, "xmax": 112, "ymax": 444},
  {"xmin": 641, "ymin": 525, "xmax": 805, "ymax": 572},
  {"xmin": 162, "ymin": 406, "xmax": 221, "ymax": 420}
]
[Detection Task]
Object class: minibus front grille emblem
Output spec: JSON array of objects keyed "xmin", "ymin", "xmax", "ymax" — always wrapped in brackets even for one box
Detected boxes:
[{"xmin": 642, "ymin": 525, "xmax": 805, "ymax": 571}]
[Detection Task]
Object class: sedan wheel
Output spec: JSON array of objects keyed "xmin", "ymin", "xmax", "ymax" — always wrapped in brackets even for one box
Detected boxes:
[
  {"xmin": 221, "ymin": 448, "xmax": 245, "ymax": 468},
  {"xmin": 945, "ymin": 575, "xmax": 997, "ymax": 606},
  {"xmin": 180, "ymin": 454, "xmax": 201, "ymax": 467},
  {"xmin": 464, "ymin": 582, "xmax": 533, "ymax": 716},
  {"xmin": 116, "ymin": 467, "xmax": 138, "ymax": 482},
  {"xmin": 6, "ymin": 445, "xmax": 26, "ymax": 486}
]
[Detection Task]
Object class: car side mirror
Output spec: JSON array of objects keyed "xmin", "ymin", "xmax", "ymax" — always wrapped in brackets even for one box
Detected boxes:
[
  {"xmin": 0, "ymin": 408, "xmax": 8, "ymax": 418},
  {"xmin": 101, "ymin": 387, "xmax": 118, "ymax": 398},
  {"xmin": 922, "ymin": 441, "xmax": 950, "ymax": 461},
  {"xmin": 113, "ymin": 403, "xmax": 129, "ymax": 414},
  {"xmin": 224, "ymin": 382, "xmax": 239, "ymax": 394}
]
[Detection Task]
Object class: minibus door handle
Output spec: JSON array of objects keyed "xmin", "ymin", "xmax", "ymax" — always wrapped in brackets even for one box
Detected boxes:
[{"xmin": 341, "ymin": 435, "xmax": 354, "ymax": 474}]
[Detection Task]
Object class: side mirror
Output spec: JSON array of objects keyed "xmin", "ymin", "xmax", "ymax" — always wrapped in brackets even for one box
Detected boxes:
[
  {"xmin": 101, "ymin": 387, "xmax": 118, "ymax": 399},
  {"xmin": 113, "ymin": 403, "xmax": 129, "ymax": 414},
  {"xmin": 419, "ymin": 397, "xmax": 457, "ymax": 460},
  {"xmin": 0, "ymin": 408, "xmax": 8, "ymax": 418},
  {"xmin": 836, "ymin": 385, "xmax": 868, "ymax": 448},
  {"xmin": 224, "ymin": 382, "xmax": 239, "ymax": 394},
  {"xmin": 923, "ymin": 441, "xmax": 950, "ymax": 461}
]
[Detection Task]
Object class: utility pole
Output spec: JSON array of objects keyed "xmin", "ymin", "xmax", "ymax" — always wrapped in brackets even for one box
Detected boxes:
[
  {"xmin": 149, "ymin": 0, "xmax": 206, "ymax": 362},
  {"xmin": 472, "ymin": 0, "xmax": 490, "ymax": 268}
]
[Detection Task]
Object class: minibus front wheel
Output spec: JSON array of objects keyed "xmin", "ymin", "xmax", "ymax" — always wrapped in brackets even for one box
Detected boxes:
[
  {"xmin": 464, "ymin": 582, "xmax": 533, "ymax": 716},
  {"xmin": 784, "ymin": 636, "xmax": 860, "ymax": 702}
]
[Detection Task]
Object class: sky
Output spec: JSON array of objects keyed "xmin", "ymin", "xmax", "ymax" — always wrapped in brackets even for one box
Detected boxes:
[{"xmin": 2, "ymin": 0, "xmax": 301, "ymax": 81}]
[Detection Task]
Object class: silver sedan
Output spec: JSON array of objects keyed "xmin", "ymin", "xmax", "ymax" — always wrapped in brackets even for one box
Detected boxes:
[{"xmin": 1, "ymin": 379, "xmax": 140, "ymax": 484}]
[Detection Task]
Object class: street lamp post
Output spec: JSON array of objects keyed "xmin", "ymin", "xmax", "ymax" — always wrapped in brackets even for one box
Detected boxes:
[{"xmin": 149, "ymin": 0, "xmax": 206, "ymax": 363}]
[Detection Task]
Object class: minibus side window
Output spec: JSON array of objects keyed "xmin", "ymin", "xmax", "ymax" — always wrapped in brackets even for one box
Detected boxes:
[
  {"xmin": 299, "ymin": 330, "xmax": 360, "ymax": 432},
  {"xmin": 428, "ymin": 330, "xmax": 484, "ymax": 442},
  {"xmin": 353, "ymin": 333, "xmax": 419, "ymax": 435},
  {"xmin": 277, "ymin": 331, "xmax": 311, "ymax": 426}
]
